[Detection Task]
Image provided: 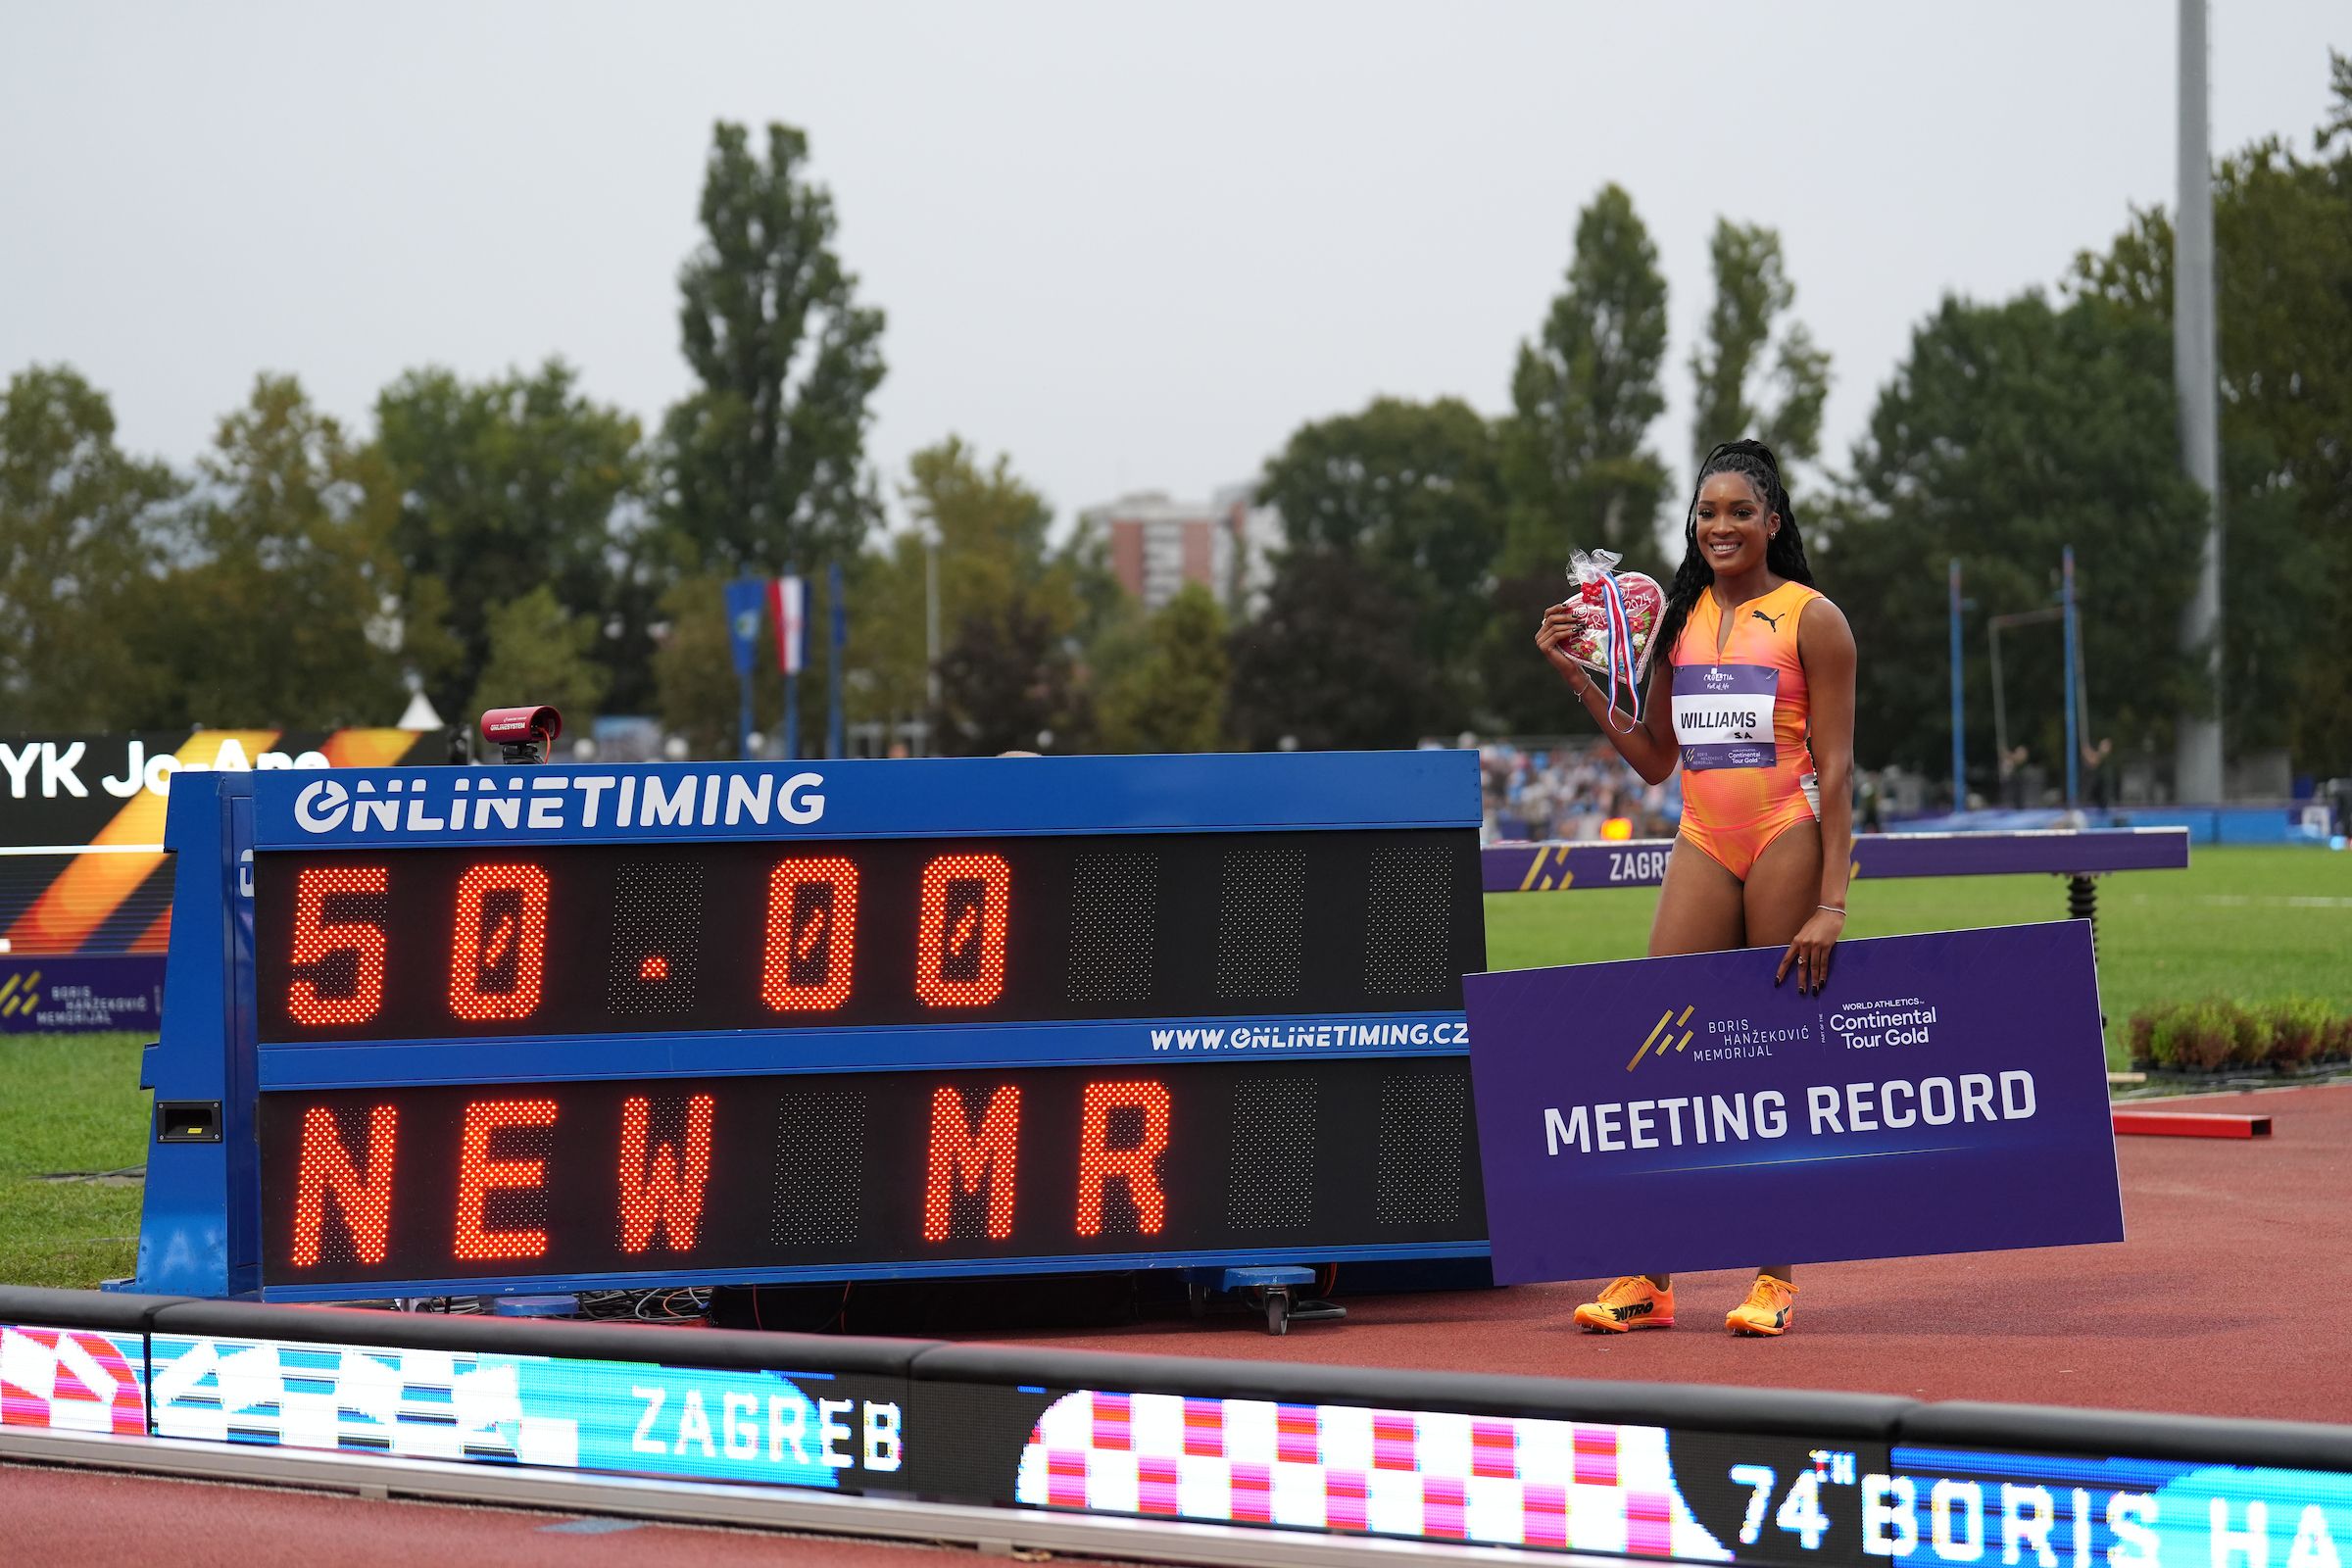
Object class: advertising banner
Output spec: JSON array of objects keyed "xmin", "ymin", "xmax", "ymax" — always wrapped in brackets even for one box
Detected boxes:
[
  {"xmin": 1004, "ymin": 1385, "xmax": 2352, "ymax": 1568},
  {"xmin": 17, "ymin": 1304, "xmax": 2352, "ymax": 1568},
  {"xmin": 0, "ymin": 956, "xmax": 165, "ymax": 1035},
  {"xmin": 1463, "ymin": 922, "xmax": 2122, "ymax": 1283},
  {"xmin": 1006, "ymin": 1385, "xmax": 1743, "ymax": 1554},
  {"xmin": 0, "ymin": 1320, "xmax": 147, "ymax": 1434},
  {"xmin": 0, "ymin": 729, "xmax": 441, "ymax": 963},
  {"xmin": 144, "ymin": 1333, "xmax": 910, "ymax": 1494},
  {"xmin": 1, "ymin": 730, "xmax": 440, "ymax": 848},
  {"xmin": 1482, "ymin": 829, "xmax": 2190, "ymax": 894}
]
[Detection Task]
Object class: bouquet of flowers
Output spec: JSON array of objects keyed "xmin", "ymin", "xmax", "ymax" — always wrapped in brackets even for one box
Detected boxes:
[{"xmin": 1560, "ymin": 548, "xmax": 1664, "ymax": 722}]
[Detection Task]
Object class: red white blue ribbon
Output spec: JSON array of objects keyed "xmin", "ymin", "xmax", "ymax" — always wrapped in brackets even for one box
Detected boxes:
[{"xmin": 1598, "ymin": 571, "xmax": 1642, "ymax": 727}]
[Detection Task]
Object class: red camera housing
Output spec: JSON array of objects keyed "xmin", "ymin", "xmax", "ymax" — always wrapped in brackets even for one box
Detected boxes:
[{"xmin": 480, "ymin": 706, "xmax": 563, "ymax": 748}]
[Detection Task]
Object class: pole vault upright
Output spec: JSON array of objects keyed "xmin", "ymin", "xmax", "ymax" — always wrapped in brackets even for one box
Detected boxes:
[
  {"xmin": 2063, "ymin": 547, "xmax": 2082, "ymax": 807},
  {"xmin": 1949, "ymin": 559, "xmax": 1967, "ymax": 810}
]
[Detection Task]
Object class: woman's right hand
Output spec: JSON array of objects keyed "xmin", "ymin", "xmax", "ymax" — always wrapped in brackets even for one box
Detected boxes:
[{"xmin": 1535, "ymin": 603, "xmax": 1592, "ymax": 691}]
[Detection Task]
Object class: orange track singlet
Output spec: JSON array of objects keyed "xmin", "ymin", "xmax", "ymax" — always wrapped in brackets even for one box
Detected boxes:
[{"xmin": 1669, "ymin": 580, "xmax": 1825, "ymax": 880}]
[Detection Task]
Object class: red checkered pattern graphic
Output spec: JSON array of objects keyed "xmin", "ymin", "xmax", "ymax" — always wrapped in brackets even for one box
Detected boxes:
[
  {"xmin": 1013, "ymin": 1389, "xmax": 1725, "ymax": 1556},
  {"xmin": 0, "ymin": 1323, "xmax": 146, "ymax": 1437},
  {"xmin": 1091, "ymin": 1391, "xmax": 1131, "ymax": 1451},
  {"xmin": 1578, "ymin": 1423, "xmax": 1622, "ymax": 1486}
]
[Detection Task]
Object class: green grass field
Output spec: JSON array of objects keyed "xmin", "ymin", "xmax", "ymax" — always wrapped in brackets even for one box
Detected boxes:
[
  {"xmin": 2, "ymin": 846, "xmax": 2344, "ymax": 1289},
  {"xmin": 0, "ymin": 1033, "xmax": 150, "ymax": 1290}
]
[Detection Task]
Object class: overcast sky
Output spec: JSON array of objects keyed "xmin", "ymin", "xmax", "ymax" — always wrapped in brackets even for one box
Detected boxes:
[{"xmin": 4, "ymin": 2, "xmax": 2344, "ymax": 540}]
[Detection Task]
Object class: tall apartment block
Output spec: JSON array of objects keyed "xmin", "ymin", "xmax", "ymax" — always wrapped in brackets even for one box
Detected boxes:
[{"xmin": 1085, "ymin": 487, "xmax": 1277, "ymax": 615}]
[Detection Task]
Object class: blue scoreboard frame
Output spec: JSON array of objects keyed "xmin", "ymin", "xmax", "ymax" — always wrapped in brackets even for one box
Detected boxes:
[{"xmin": 123, "ymin": 752, "xmax": 1490, "ymax": 1302}]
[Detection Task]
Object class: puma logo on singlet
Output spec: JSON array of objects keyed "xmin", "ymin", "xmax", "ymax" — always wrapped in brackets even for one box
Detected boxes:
[{"xmin": 1750, "ymin": 609, "xmax": 1787, "ymax": 631}]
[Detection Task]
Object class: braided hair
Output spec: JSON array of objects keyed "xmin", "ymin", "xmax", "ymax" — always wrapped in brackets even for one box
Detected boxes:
[{"xmin": 1650, "ymin": 438, "xmax": 1817, "ymax": 669}]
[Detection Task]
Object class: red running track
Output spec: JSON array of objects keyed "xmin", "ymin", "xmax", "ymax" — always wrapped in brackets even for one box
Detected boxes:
[
  {"xmin": 9, "ymin": 1084, "xmax": 2346, "ymax": 1563},
  {"xmin": 0, "ymin": 1464, "xmax": 1123, "ymax": 1568},
  {"xmin": 971, "ymin": 1081, "xmax": 2352, "ymax": 1425}
]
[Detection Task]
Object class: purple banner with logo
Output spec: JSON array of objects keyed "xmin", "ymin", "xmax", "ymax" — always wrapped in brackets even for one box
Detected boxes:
[
  {"xmin": 1671, "ymin": 662, "xmax": 1778, "ymax": 770},
  {"xmin": 1462, "ymin": 921, "xmax": 2121, "ymax": 1283},
  {"xmin": 1482, "ymin": 827, "xmax": 2191, "ymax": 893},
  {"xmin": 0, "ymin": 955, "xmax": 165, "ymax": 1035}
]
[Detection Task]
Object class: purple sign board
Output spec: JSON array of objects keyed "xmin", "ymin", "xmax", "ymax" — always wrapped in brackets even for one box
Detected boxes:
[
  {"xmin": 1483, "ymin": 827, "xmax": 2190, "ymax": 894},
  {"xmin": 1462, "ymin": 921, "xmax": 2121, "ymax": 1283},
  {"xmin": 0, "ymin": 955, "xmax": 165, "ymax": 1035}
]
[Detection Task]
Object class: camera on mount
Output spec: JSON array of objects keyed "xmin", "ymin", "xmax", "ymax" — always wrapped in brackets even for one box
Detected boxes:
[{"xmin": 480, "ymin": 706, "xmax": 563, "ymax": 765}]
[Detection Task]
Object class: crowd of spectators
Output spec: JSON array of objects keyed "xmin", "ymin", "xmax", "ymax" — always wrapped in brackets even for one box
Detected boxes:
[{"xmin": 1478, "ymin": 739, "xmax": 1681, "ymax": 845}]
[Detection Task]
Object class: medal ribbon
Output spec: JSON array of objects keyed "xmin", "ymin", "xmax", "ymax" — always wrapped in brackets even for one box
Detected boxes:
[{"xmin": 1599, "ymin": 571, "xmax": 1642, "ymax": 726}]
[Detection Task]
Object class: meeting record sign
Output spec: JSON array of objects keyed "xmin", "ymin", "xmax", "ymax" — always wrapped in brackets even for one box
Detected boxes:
[{"xmin": 1462, "ymin": 921, "xmax": 2124, "ymax": 1283}]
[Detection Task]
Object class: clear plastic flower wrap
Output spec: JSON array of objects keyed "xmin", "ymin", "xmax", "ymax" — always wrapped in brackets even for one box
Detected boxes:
[{"xmin": 1560, "ymin": 548, "xmax": 1665, "ymax": 722}]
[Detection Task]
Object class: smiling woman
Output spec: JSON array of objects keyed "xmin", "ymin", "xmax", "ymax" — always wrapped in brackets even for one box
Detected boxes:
[{"xmin": 1533, "ymin": 438, "xmax": 1857, "ymax": 1337}]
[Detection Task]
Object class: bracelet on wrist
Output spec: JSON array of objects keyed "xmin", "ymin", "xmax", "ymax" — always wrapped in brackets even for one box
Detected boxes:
[{"xmin": 1818, "ymin": 904, "xmax": 1846, "ymax": 916}]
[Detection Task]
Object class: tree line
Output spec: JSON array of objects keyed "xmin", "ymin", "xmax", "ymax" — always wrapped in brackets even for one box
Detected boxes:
[{"xmin": 6, "ymin": 57, "xmax": 2348, "ymax": 786}]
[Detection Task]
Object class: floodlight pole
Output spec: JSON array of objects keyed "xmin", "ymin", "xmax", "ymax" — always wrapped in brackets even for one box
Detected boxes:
[{"xmin": 2174, "ymin": 0, "xmax": 2225, "ymax": 803}]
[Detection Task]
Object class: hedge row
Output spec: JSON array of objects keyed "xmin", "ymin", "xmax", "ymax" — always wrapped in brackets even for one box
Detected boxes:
[{"xmin": 2130, "ymin": 998, "xmax": 2352, "ymax": 1073}]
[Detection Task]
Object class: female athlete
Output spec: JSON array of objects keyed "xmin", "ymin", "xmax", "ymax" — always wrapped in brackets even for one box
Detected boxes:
[{"xmin": 1533, "ymin": 438, "xmax": 1856, "ymax": 1338}]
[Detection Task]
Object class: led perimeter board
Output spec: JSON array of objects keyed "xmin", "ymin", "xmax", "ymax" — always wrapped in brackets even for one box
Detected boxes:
[{"xmin": 125, "ymin": 753, "xmax": 1488, "ymax": 1301}]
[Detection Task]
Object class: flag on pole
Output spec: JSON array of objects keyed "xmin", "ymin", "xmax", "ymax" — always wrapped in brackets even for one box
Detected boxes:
[
  {"xmin": 723, "ymin": 579, "xmax": 764, "ymax": 677},
  {"xmin": 768, "ymin": 575, "xmax": 807, "ymax": 675}
]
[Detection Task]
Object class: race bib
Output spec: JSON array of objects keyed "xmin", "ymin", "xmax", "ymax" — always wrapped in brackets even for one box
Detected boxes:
[{"xmin": 1673, "ymin": 663, "xmax": 1778, "ymax": 771}]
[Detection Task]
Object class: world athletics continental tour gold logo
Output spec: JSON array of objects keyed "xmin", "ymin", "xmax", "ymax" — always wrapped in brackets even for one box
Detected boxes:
[
  {"xmin": 1626, "ymin": 1004, "xmax": 1694, "ymax": 1070},
  {"xmin": 0, "ymin": 970, "xmax": 41, "ymax": 1019}
]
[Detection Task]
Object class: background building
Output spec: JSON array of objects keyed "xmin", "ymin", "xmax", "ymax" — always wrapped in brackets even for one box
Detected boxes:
[
  {"xmin": 1085, "ymin": 487, "xmax": 1279, "ymax": 617},
  {"xmin": 1086, "ymin": 492, "xmax": 1215, "ymax": 612}
]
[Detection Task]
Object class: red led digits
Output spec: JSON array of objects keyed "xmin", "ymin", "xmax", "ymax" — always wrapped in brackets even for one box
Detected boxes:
[
  {"xmin": 449, "ymin": 862, "xmax": 551, "ymax": 1021},
  {"xmin": 914, "ymin": 853, "xmax": 1010, "ymax": 1007},
  {"xmin": 761, "ymin": 857, "xmax": 859, "ymax": 1010},
  {"xmin": 1075, "ymin": 1080, "xmax": 1172, "ymax": 1237},
  {"xmin": 922, "ymin": 1084, "xmax": 1020, "ymax": 1241},
  {"xmin": 452, "ymin": 1098, "xmax": 559, "ymax": 1259},
  {"xmin": 286, "ymin": 865, "xmax": 389, "ymax": 1027},
  {"xmin": 289, "ymin": 1104, "xmax": 398, "ymax": 1266},
  {"xmin": 616, "ymin": 1094, "xmax": 715, "ymax": 1253}
]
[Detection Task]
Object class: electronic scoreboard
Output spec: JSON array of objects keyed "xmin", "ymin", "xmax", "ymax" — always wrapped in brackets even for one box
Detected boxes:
[{"xmin": 125, "ymin": 752, "xmax": 1489, "ymax": 1301}]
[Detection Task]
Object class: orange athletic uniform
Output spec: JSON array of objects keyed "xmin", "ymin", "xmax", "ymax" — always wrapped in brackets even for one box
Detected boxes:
[{"xmin": 1669, "ymin": 579, "xmax": 1825, "ymax": 880}]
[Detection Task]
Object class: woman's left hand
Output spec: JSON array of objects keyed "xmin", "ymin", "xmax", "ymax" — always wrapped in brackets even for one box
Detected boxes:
[{"xmin": 1775, "ymin": 908, "xmax": 1844, "ymax": 996}]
